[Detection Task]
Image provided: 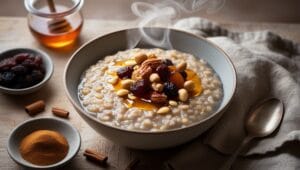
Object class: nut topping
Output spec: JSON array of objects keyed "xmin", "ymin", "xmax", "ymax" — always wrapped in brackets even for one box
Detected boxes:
[
  {"xmin": 134, "ymin": 53, "xmax": 148, "ymax": 64},
  {"xmin": 150, "ymin": 92, "xmax": 167, "ymax": 104},
  {"xmin": 176, "ymin": 62, "xmax": 187, "ymax": 72},
  {"xmin": 184, "ymin": 80, "xmax": 195, "ymax": 91},
  {"xmin": 149, "ymin": 73, "xmax": 160, "ymax": 82},
  {"xmin": 157, "ymin": 106, "xmax": 171, "ymax": 115},
  {"xmin": 178, "ymin": 88, "xmax": 189, "ymax": 102}
]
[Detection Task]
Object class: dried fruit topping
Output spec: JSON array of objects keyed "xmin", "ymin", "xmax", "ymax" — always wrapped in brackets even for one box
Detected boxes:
[
  {"xmin": 117, "ymin": 66, "xmax": 134, "ymax": 79},
  {"xmin": 163, "ymin": 81, "xmax": 178, "ymax": 99},
  {"xmin": 155, "ymin": 64, "xmax": 170, "ymax": 82},
  {"xmin": 150, "ymin": 92, "xmax": 167, "ymax": 104},
  {"xmin": 130, "ymin": 79, "xmax": 151, "ymax": 98},
  {"xmin": 180, "ymin": 71, "xmax": 187, "ymax": 80},
  {"xmin": 0, "ymin": 52, "xmax": 45, "ymax": 88},
  {"xmin": 163, "ymin": 59, "xmax": 173, "ymax": 66},
  {"xmin": 169, "ymin": 72, "xmax": 184, "ymax": 88}
]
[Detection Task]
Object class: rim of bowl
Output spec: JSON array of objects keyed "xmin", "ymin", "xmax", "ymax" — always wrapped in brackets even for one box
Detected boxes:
[
  {"xmin": 6, "ymin": 117, "xmax": 81, "ymax": 169},
  {"xmin": 0, "ymin": 48, "xmax": 54, "ymax": 93},
  {"xmin": 64, "ymin": 27, "xmax": 237, "ymax": 134}
]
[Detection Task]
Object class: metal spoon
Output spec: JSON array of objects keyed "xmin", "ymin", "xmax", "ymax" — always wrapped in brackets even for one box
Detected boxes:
[{"xmin": 220, "ymin": 98, "xmax": 284, "ymax": 170}]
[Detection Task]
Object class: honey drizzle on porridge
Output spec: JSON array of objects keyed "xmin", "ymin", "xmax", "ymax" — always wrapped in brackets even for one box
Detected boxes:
[{"xmin": 110, "ymin": 59, "xmax": 203, "ymax": 111}]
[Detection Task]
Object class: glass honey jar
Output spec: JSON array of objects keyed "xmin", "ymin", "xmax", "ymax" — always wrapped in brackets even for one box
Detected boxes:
[{"xmin": 24, "ymin": 0, "xmax": 84, "ymax": 48}]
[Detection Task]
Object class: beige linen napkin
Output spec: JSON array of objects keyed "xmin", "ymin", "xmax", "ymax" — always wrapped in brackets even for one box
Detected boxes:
[{"xmin": 166, "ymin": 17, "xmax": 300, "ymax": 169}]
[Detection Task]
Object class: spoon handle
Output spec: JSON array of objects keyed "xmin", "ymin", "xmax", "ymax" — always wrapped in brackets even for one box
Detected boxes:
[{"xmin": 219, "ymin": 136, "xmax": 253, "ymax": 170}]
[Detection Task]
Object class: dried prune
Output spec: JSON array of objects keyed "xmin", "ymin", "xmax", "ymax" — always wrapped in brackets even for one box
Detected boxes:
[
  {"xmin": 156, "ymin": 64, "xmax": 170, "ymax": 82},
  {"xmin": 163, "ymin": 81, "xmax": 178, "ymax": 98},
  {"xmin": 130, "ymin": 79, "xmax": 150, "ymax": 98},
  {"xmin": 117, "ymin": 66, "xmax": 134, "ymax": 79}
]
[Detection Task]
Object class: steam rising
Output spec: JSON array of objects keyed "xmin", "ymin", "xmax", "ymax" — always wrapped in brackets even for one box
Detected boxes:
[{"xmin": 128, "ymin": 0, "xmax": 225, "ymax": 49}]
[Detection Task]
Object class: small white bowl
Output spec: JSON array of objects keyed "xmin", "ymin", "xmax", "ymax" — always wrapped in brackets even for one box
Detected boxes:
[
  {"xmin": 7, "ymin": 117, "xmax": 81, "ymax": 169},
  {"xmin": 0, "ymin": 48, "xmax": 53, "ymax": 95}
]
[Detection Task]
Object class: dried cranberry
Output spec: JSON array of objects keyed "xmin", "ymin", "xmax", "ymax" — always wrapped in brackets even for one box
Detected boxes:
[
  {"xmin": 163, "ymin": 81, "xmax": 178, "ymax": 98},
  {"xmin": 180, "ymin": 71, "xmax": 187, "ymax": 80},
  {"xmin": 156, "ymin": 64, "xmax": 170, "ymax": 82},
  {"xmin": 117, "ymin": 66, "xmax": 134, "ymax": 79},
  {"xmin": 130, "ymin": 79, "xmax": 150, "ymax": 98},
  {"xmin": 163, "ymin": 59, "xmax": 173, "ymax": 66}
]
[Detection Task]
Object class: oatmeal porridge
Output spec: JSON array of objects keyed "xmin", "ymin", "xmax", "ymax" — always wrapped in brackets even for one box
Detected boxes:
[{"xmin": 78, "ymin": 48, "xmax": 223, "ymax": 131}]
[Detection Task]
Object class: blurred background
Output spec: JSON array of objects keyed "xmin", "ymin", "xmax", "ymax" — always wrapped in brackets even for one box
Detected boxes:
[{"xmin": 1, "ymin": 0, "xmax": 300, "ymax": 22}]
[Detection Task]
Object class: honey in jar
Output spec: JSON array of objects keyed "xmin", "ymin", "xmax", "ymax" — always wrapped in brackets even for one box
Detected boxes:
[{"xmin": 25, "ymin": 0, "xmax": 84, "ymax": 48}]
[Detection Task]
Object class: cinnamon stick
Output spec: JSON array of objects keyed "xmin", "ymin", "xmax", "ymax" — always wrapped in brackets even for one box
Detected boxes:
[
  {"xmin": 52, "ymin": 107, "xmax": 69, "ymax": 118},
  {"xmin": 25, "ymin": 100, "xmax": 45, "ymax": 116},
  {"xmin": 83, "ymin": 149, "xmax": 108, "ymax": 165}
]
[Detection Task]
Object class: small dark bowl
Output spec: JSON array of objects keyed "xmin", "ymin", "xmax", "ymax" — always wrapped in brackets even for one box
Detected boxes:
[{"xmin": 0, "ymin": 48, "xmax": 53, "ymax": 95}]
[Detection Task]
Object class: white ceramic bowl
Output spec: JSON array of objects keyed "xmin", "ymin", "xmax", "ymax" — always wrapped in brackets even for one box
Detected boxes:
[
  {"xmin": 64, "ymin": 28, "xmax": 236, "ymax": 149},
  {"xmin": 0, "ymin": 48, "xmax": 53, "ymax": 95},
  {"xmin": 7, "ymin": 117, "xmax": 81, "ymax": 169}
]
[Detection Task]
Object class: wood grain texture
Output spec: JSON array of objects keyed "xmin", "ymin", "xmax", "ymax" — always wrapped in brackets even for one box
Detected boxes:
[{"xmin": 0, "ymin": 17, "xmax": 299, "ymax": 170}]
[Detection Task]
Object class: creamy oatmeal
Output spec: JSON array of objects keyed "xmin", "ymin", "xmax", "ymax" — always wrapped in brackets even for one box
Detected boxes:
[{"xmin": 78, "ymin": 48, "xmax": 223, "ymax": 131}]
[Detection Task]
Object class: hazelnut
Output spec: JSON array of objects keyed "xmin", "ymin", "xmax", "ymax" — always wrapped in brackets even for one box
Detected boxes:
[
  {"xmin": 149, "ymin": 73, "xmax": 160, "ymax": 82},
  {"xmin": 178, "ymin": 88, "xmax": 189, "ymax": 102},
  {"xmin": 176, "ymin": 62, "xmax": 187, "ymax": 72},
  {"xmin": 134, "ymin": 53, "xmax": 148, "ymax": 64},
  {"xmin": 184, "ymin": 80, "xmax": 195, "ymax": 91}
]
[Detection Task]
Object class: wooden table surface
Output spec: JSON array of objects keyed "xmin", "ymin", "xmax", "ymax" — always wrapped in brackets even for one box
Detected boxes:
[{"xmin": 1, "ymin": 17, "xmax": 300, "ymax": 170}]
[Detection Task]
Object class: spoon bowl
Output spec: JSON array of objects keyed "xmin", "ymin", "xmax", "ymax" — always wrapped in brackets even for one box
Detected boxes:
[
  {"xmin": 246, "ymin": 98, "xmax": 284, "ymax": 137},
  {"xmin": 220, "ymin": 98, "xmax": 284, "ymax": 170}
]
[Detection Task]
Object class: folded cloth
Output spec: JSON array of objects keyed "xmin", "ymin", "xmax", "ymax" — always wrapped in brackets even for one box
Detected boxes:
[{"xmin": 167, "ymin": 17, "xmax": 300, "ymax": 169}]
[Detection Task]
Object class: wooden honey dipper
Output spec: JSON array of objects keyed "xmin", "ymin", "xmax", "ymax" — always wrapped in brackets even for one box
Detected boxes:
[{"xmin": 47, "ymin": 0, "xmax": 72, "ymax": 33}]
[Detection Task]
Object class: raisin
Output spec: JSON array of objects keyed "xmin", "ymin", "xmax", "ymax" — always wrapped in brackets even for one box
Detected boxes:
[
  {"xmin": 156, "ymin": 64, "xmax": 170, "ymax": 82},
  {"xmin": 14, "ymin": 53, "xmax": 29, "ymax": 64},
  {"xmin": 163, "ymin": 59, "xmax": 173, "ymax": 66},
  {"xmin": 11, "ymin": 65, "xmax": 27, "ymax": 74},
  {"xmin": 163, "ymin": 81, "xmax": 178, "ymax": 98},
  {"xmin": 0, "ymin": 71, "xmax": 15, "ymax": 86},
  {"xmin": 117, "ymin": 66, "xmax": 134, "ymax": 79},
  {"xmin": 31, "ymin": 69, "xmax": 44, "ymax": 82},
  {"xmin": 0, "ymin": 58, "xmax": 16, "ymax": 70},
  {"xmin": 130, "ymin": 79, "xmax": 150, "ymax": 98}
]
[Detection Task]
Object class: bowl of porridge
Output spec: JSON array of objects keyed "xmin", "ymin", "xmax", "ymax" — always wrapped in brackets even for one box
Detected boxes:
[{"xmin": 64, "ymin": 28, "xmax": 236, "ymax": 149}]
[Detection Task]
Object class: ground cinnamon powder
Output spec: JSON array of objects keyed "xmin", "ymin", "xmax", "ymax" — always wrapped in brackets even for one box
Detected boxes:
[{"xmin": 19, "ymin": 130, "xmax": 69, "ymax": 166}]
